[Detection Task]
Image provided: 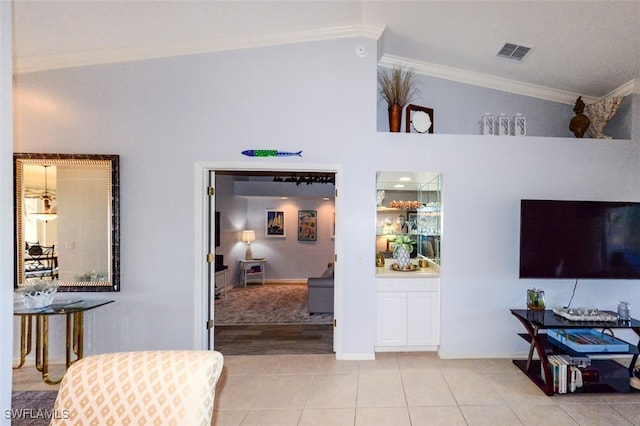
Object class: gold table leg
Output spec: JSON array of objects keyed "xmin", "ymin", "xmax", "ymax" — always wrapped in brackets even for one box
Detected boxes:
[
  {"xmin": 13, "ymin": 316, "xmax": 32, "ymax": 369},
  {"xmin": 67, "ymin": 312, "xmax": 84, "ymax": 366},
  {"xmin": 40, "ymin": 315, "xmax": 63, "ymax": 385},
  {"xmin": 15, "ymin": 311, "xmax": 86, "ymax": 385}
]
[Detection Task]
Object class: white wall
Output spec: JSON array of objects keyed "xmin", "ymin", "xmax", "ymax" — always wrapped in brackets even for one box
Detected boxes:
[
  {"xmin": 245, "ymin": 197, "xmax": 335, "ymax": 281},
  {"xmin": 11, "ymin": 35, "xmax": 640, "ymax": 362},
  {"xmin": 1, "ymin": 0, "xmax": 12, "ymax": 418}
]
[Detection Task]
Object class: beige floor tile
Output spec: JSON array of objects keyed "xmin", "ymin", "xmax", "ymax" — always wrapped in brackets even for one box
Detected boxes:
[
  {"xmin": 272, "ymin": 354, "xmax": 357, "ymax": 375},
  {"xmin": 211, "ymin": 409, "xmax": 247, "ymax": 426},
  {"xmin": 355, "ymin": 407, "xmax": 411, "ymax": 426},
  {"xmin": 356, "ymin": 371, "xmax": 406, "ymax": 408},
  {"xmin": 401, "ymin": 370, "xmax": 457, "ymax": 406},
  {"xmin": 459, "ymin": 405, "xmax": 523, "ymax": 426},
  {"xmin": 305, "ymin": 373, "xmax": 358, "ymax": 408},
  {"xmin": 558, "ymin": 403, "xmax": 634, "ymax": 426},
  {"xmin": 509, "ymin": 403, "xmax": 579, "ymax": 426},
  {"xmin": 12, "ymin": 364, "xmax": 63, "ymax": 391},
  {"xmin": 221, "ymin": 355, "xmax": 284, "ymax": 376},
  {"xmin": 397, "ymin": 351, "xmax": 441, "ymax": 370},
  {"xmin": 298, "ymin": 408, "xmax": 355, "ymax": 426},
  {"xmin": 215, "ymin": 375, "xmax": 267, "ymax": 410},
  {"xmin": 408, "ymin": 406, "xmax": 468, "ymax": 426},
  {"xmin": 487, "ymin": 370, "xmax": 556, "ymax": 404},
  {"xmin": 610, "ymin": 402, "xmax": 640, "ymax": 425},
  {"xmin": 359, "ymin": 352, "xmax": 399, "ymax": 373},
  {"xmin": 239, "ymin": 409, "xmax": 301, "ymax": 425},
  {"xmin": 443, "ymin": 368, "xmax": 506, "ymax": 405},
  {"xmin": 438, "ymin": 358, "xmax": 488, "ymax": 371},
  {"xmin": 252, "ymin": 374, "xmax": 314, "ymax": 409}
]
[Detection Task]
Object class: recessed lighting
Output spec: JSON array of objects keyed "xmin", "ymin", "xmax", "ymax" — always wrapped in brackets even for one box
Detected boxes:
[
  {"xmin": 399, "ymin": 177, "xmax": 412, "ymax": 181},
  {"xmin": 281, "ymin": 197, "xmax": 288, "ymax": 200},
  {"xmin": 394, "ymin": 184, "xmax": 405, "ymax": 188}
]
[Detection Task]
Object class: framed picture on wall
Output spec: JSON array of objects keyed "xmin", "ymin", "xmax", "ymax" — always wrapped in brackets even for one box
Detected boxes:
[
  {"xmin": 265, "ymin": 209, "xmax": 285, "ymax": 238},
  {"xmin": 298, "ymin": 210, "xmax": 317, "ymax": 241}
]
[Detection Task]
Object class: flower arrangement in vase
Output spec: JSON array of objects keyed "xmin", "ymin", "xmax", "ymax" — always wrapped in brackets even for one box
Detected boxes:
[{"xmin": 378, "ymin": 66, "xmax": 420, "ymax": 132}]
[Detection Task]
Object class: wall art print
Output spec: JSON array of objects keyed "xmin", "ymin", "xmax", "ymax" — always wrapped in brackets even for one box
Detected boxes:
[
  {"xmin": 298, "ymin": 210, "xmax": 317, "ymax": 241},
  {"xmin": 265, "ymin": 209, "xmax": 285, "ymax": 238}
]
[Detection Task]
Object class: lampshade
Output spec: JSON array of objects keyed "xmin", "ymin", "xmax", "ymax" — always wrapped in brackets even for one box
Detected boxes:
[{"xmin": 242, "ymin": 230, "xmax": 256, "ymax": 243}]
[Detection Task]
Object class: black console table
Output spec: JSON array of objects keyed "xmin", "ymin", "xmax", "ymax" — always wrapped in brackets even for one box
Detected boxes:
[{"xmin": 511, "ymin": 309, "xmax": 640, "ymax": 395}]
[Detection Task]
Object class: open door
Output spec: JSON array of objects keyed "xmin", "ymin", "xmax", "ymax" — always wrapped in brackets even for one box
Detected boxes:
[{"xmin": 206, "ymin": 170, "xmax": 216, "ymax": 349}]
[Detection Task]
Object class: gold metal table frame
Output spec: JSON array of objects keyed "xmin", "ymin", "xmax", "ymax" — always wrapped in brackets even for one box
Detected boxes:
[{"xmin": 13, "ymin": 299, "xmax": 114, "ymax": 384}]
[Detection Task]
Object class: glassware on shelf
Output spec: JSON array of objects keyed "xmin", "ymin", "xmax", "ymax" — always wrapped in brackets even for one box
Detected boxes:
[{"xmin": 618, "ymin": 301, "xmax": 631, "ymax": 323}]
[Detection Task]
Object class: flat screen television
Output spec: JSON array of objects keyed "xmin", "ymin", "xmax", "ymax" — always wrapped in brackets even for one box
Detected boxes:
[{"xmin": 519, "ymin": 199, "xmax": 640, "ymax": 279}]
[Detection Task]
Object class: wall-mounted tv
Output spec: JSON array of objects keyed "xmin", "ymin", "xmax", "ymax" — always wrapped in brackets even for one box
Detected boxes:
[{"xmin": 519, "ymin": 200, "xmax": 640, "ymax": 279}]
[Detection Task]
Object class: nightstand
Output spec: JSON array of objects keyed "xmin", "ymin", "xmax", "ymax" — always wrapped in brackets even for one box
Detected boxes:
[{"xmin": 239, "ymin": 258, "xmax": 267, "ymax": 287}]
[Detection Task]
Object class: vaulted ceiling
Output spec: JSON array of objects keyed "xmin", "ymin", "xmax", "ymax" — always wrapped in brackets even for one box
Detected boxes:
[{"xmin": 11, "ymin": 1, "xmax": 640, "ymax": 103}]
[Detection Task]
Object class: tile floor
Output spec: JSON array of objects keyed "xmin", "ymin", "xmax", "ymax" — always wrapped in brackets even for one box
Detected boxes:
[
  {"xmin": 211, "ymin": 352, "xmax": 640, "ymax": 426},
  {"xmin": 13, "ymin": 352, "xmax": 640, "ymax": 425}
]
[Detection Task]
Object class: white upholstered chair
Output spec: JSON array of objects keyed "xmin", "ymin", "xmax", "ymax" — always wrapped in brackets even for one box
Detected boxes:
[{"xmin": 50, "ymin": 350, "xmax": 224, "ymax": 426}]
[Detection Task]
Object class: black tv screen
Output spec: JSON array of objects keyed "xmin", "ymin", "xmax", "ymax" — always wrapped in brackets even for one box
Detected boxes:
[{"xmin": 519, "ymin": 200, "xmax": 640, "ymax": 279}]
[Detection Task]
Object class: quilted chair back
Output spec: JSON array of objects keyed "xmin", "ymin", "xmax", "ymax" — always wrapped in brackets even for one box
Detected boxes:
[{"xmin": 50, "ymin": 350, "xmax": 224, "ymax": 426}]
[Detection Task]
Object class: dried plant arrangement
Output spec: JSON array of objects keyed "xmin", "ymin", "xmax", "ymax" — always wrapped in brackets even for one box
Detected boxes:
[{"xmin": 377, "ymin": 66, "xmax": 420, "ymax": 108}]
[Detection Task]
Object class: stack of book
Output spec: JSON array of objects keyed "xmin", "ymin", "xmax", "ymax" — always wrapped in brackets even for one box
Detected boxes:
[{"xmin": 543, "ymin": 355, "xmax": 585, "ymax": 393}]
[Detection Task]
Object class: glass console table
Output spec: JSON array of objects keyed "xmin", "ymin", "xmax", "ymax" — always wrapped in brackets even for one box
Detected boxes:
[
  {"xmin": 511, "ymin": 309, "xmax": 640, "ymax": 395},
  {"xmin": 14, "ymin": 299, "xmax": 114, "ymax": 384}
]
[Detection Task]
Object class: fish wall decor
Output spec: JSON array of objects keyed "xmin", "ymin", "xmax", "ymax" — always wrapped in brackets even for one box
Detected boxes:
[{"xmin": 241, "ymin": 150, "xmax": 302, "ymax": 157}]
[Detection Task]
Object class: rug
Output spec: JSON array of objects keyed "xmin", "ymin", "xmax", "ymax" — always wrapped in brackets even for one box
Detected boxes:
[
  {"xmin": 215, "ymin": 284, "xmax": 333, "ymax": 325},
  {"xmin": 10, "ymin": 391, "xmax": 58, "ymax": 426}
]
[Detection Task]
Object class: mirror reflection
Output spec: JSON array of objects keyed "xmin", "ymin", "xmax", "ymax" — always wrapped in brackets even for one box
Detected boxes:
[{"xmin": 15, "ymin": 154, "xmax": 120, "ymax": 291}]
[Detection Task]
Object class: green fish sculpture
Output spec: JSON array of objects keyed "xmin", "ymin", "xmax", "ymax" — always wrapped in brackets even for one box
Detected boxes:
[{"xmin": 242, "ymin": 150, "xmax": 302, "ymax": 157}]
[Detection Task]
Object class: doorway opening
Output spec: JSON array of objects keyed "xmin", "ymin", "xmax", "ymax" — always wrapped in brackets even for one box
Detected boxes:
[{"xmin": 200, "ymin": 167, "xmax": 339, "ymax": 356}]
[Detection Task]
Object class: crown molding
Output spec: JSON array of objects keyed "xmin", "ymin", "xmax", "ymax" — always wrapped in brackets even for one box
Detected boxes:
[
  {"xmin": 379, "ymin": 55, "xmax": 597, "ymax": 105},
  {"xmin": 14, "ymin": 24, "xmax": 386, "ymax": 74},
  {"xmin": 604, "ymin": 79, "xmax": 639, "ymax": 98},
  {"xmin": 381, "ymin": 55, "xmax": 637, "ymax": 103}
]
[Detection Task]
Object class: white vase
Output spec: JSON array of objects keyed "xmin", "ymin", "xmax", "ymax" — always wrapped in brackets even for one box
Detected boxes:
[{"xmin": 394, "ymin": 246, "xmax": 411, "ymax": 268}]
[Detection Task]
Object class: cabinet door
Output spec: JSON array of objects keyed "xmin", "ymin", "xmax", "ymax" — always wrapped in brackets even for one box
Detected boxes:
[
  {"xmin": 407, "ymin": 292, "xmax": 440, "ymax": 346},
  {"xmin": 376, "ymin": 293, "xmax": 407, "ymax": 346}
]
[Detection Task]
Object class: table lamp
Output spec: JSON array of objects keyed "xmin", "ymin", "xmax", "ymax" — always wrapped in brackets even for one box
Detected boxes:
[{"xmin": 242, "ymin": 230, "xmax": 256, "ymax": 260}]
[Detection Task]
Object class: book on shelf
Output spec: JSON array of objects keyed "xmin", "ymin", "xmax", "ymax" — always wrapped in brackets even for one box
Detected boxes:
[{"xmin": 543, "ymin": 355, "xmax": 583, "ymax": 393}]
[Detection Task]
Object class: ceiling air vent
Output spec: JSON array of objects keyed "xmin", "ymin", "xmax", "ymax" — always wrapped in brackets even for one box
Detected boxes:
[{"xmin": 497, "ymin": 42, "xmax": 532, "ymax": 62}]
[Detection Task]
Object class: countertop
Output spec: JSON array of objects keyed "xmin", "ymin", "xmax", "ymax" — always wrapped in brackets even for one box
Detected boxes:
[{"xmin": 376, "ymin": 259, "xmax": 440, "ymax": 278}]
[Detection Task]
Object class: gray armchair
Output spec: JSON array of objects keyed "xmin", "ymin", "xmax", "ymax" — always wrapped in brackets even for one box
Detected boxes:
[{"xmin": 307, "ymin": 263, "xmax": 334, "ymax": 314}]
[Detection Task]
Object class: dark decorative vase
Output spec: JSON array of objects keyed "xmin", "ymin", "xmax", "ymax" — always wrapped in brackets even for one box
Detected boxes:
[{"xmin": 388, "ymin": 104, "xmax": 402, "ymax": 132}]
